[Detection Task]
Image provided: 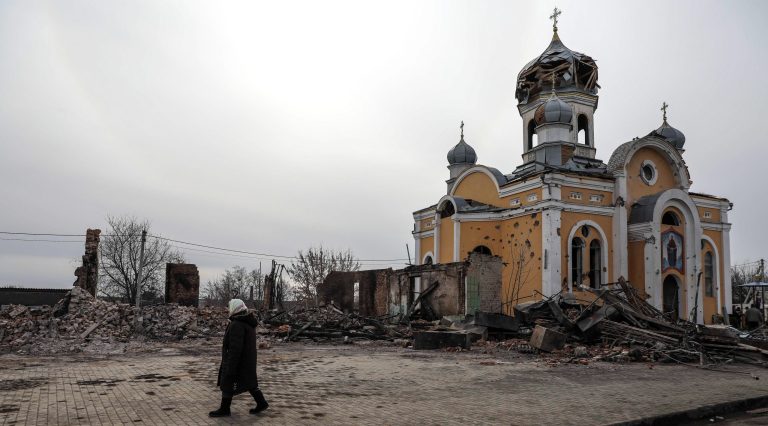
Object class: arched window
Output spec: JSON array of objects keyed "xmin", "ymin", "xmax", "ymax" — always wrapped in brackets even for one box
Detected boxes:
[
  {"xmin": 439, "ymin": 202, "xmax": 455, "ymax": 219},
  {"xmin": 589, "ymin": 239, "xmax": 602, "ymax": 289},
  {"xmin": 704, "ymin": 251, "xmax": 714, "ymax": 297},
  {"xmin": 423, "ymin": 255, "xmax": 433, "ymax": 265},
  {"xmin": 662, "ymin": 211, "xmax": 680, "ymax": 226},
  {"xmin": 577, "ymin": 114, "xmax": 590, "ymax": 146},
  {"xmin": 527, "ymin": 120, "xmax": 537, "ymax": 150},
  {"xmin": 571, "ymin": 237, "xmax": 584, "ymax": 286},
  {"xmin": 472, "ymin": 245, "xmax": 492, "ymax": 255}
]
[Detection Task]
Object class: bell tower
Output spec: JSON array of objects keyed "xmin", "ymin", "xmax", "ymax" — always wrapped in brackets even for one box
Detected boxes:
[{"xmin": 515, "ymin": 8, "xmax": 600, "ymax": 169}]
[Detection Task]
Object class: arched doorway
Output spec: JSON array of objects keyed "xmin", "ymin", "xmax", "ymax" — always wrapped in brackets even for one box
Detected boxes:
[
  {"xmin": 662, "ymin": 275, "xmax": 680, "ymax": 320},
  {"xmin": 472, "ymin": 245, "xmax": 492, "ymax": 256}
]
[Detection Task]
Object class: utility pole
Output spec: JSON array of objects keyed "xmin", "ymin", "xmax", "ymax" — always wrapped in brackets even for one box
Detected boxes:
[{"xmin": 134, "ymin": 230, "xmax": 147, "ymax": 330}]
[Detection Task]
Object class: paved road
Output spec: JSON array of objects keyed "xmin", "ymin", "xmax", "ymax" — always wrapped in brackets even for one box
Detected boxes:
[{"xmin": 1, "ymin": 341, "xmax": 767, "ymax": 425}]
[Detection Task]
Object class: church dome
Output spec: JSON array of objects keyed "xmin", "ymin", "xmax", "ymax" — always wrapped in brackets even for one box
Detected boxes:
[
  {"xmin": 515, "ymin": 32, "xmax": 599, "ymax": 105},
  {"xmin": 649, "ymin": 103, "xmax": 685, "ymax": 149},
  {"xmin": 534, "ymin": 94, "xmax": 573, "ymax": 125},
  {"xmin": 447, "ymin": 124, "xmax": 477, "ymax": 165}
]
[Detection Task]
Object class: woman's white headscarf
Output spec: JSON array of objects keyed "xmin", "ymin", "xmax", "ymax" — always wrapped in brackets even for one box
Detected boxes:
[{"xmin": 228, "ymin": 298, "xmax": 247, "ymax": 316}]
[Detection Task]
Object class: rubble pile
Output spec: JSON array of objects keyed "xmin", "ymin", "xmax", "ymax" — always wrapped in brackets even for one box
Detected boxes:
[
  {"xmin": 262, "ymin": 303, "xmax": 409, "ymax": 342},
  {"xmin": 419, "ymin": 279, "xmax": 768, "ymax": 367},
  {"xmin": 0, "ymin": 287, "xmax": 229, "ymax": 352},
  {"xmin": 510, "ymin": 279, "xmax": 768, "ymax": 367}
]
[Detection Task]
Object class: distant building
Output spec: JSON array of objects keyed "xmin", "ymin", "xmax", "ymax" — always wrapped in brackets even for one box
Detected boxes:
[
  {"xmin": 411, "ymin": 15, "xmax": 731, "ymax": 324},
  {"xmin": 0, "ymin": 287, "xmax": 68, "ymax": 306}
]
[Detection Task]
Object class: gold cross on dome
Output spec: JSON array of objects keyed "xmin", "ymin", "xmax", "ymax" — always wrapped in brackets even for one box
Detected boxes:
[
  {"xmin": 661, "ymin": 101, "xmax": 669, "ymax": 121},
  {"xmin": 550, "ymin": 7, "xmax": 562, "ymax": 32}
]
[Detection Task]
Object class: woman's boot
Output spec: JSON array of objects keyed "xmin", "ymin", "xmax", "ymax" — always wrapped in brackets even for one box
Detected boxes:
[
  {"xmin": 209, "ymin": 396, "xmax": 232, "ymax": 417},
  {"xmin": 249, "ymin": 389, "xmax": 269, "ymax": 414}
]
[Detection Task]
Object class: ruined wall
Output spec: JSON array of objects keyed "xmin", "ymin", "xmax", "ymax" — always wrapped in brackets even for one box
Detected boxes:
[
  {"xmin": 73, "ymin": 228, "xmax": 101, "ymax": 296},
  {"xmin": 318, "ymin": 269, "xmax": 391, "ymax": 316},
  {"xmin": 165, "ymin": 264, "xmax": 200, "ymax": 307},
  {"xmin": 466, "ymin": 252, "xmax": 503, "ymax": 313}
]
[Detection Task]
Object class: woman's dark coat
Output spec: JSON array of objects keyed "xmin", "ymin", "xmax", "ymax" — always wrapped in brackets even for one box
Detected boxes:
[{"xmin": 217, "ymin": 312, "xmax": 259, "ymax": 394}]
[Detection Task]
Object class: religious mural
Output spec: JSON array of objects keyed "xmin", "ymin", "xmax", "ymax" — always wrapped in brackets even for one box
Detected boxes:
[{"xmin": 661, "ymin": 230, "xmax": 684, "ymax": 273}]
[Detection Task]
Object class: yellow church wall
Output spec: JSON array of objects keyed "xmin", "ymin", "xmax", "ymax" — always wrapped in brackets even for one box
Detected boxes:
[
  {"xmin": 459, "ymin": 221, "xmax": 503, "ymax": 261},
  {"xmin": 419, "ymin": 235, "xmax": 434, "ymax": 262},
  {"xmin": 626, "ymin": 147, "xmax": 679, "ymax": 205},
  {"xmin": 420, "ymin": 217, "xmax": 436, "ymax": 232},
  {"xmin": 498, "ymin": 214, "xmax": 543, "ymax": 313},
  {"xmin": 561, "ymin": 185, "xmax": 613, "ymax": 207},
  {"xmin": 452, "ymin": 172, "xmax": 504, "ymax": 207},
  {"xmin": 439, "ymin": 217, "xmax": 454, "ymax": 263},
  {"xmin": 697, "ymin": 206, "xmax": 721, "ymax": 223}
]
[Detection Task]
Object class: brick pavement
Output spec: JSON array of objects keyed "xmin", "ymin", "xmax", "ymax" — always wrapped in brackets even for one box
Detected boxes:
[{"xmin": 1, "ymin": 342, "xmax": 767, "ymax": 425}]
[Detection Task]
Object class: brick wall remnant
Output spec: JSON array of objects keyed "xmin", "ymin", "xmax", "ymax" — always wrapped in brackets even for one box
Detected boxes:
[
  {"xmin": 165, "ymin": 264, "xmax": 200, "ymax": 307},
  {"xmin": 318, "ymin": 254, "xmax": 502, "ymax": 319},
  {"xmin": 73, "ymin": 228, "xmax": 101, "ymax": 296}
]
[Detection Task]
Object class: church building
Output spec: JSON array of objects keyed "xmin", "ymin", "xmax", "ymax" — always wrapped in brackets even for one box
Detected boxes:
[{"xmin": 411, "ymin": 11, "xmax": 732, "ymax": 324}]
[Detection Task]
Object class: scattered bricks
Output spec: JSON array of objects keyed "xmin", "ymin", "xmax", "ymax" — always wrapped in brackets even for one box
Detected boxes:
[
  {"xmin": 529, "ymin": 325, "xmax": 566, "ymax": 352},
  {"xmin": 165, "ymin": 264, "xmax": 200, "ymax": 307},
  {"xmin": 8, "ymin": 306, "xmax": 28, "ymax": 319},
  {"xmin": 413, "ymin": 330, "xmax": 472, "ymax": 350}
]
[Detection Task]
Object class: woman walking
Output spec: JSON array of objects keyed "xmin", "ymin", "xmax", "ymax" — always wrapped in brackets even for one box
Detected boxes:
[{"xmin": 209, "ymin": 299, "xmax": 269, "ymax": 417}]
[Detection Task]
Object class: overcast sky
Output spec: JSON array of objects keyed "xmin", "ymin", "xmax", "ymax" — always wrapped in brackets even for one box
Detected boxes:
[{"xmin": 1, "ymin": 0, "xmax": 766, "ymax": 289}]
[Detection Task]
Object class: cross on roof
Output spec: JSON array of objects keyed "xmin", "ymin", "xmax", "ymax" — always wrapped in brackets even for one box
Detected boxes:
[
  {"xmin": 460, "ymin": 121, "xmax": 464, "ymax": 138},
  {"xmin": 550, "ymin": 7, "xmax": 562, "ymax": 32},
  {"xmin": 661, "ymin": 102, "xmax": 669, "ymax": 121}
]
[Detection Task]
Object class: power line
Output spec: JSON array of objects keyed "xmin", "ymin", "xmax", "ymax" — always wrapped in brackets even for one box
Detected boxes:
[
  {"xmin": 0, "ymin": 231, "xmax": 85, "ymax": 237},
  {"xmin": 0, "ymin": 237, "xmax": 83, "ymax": 243},
  {"xmin": 0, "ymin": 230, "xmax": 409, "ymax": 263}
]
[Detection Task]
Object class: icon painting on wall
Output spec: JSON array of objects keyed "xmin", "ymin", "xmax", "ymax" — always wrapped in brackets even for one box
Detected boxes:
[{"xmin": 661, "ymin": 230, "xmax": 684, "ymax": 273}]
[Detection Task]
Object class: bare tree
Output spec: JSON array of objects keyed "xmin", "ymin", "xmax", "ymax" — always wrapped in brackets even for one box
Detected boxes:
[
  {"xmin": 731, "ymin": 261, "xmax": 765, "ymax": 305},
  {"xmin": 202, "ymin": 266, "xmax": 264, "ymax": 307},
  {"xmin": 501, "ymin": 238, "xmax": 534, "ymax": 313},
  {"xmin": 98, "ymin": 216, "xmax": 184, "ymax": 303},
  {"xmin": 287, "ymin": 246, "xmax": 360, "ymax": 305}
]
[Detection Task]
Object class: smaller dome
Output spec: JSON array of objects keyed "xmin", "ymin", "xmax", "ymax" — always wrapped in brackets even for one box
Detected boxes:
[
  {"xmin": 447, "ymin": 136, "xmax": 477, "ymax": 165},
  {"xmin": 534, "ymin": 94, "xmax": 573, "ymax": 125},
  {"xmin": 651, "ymin": 120, "xmax": 686, "ymax": 149}
]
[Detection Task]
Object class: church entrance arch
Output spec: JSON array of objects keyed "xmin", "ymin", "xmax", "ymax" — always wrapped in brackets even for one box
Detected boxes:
[{"xmin": 662, "ymin": 275, "xmax": 681, "ymax": 319}]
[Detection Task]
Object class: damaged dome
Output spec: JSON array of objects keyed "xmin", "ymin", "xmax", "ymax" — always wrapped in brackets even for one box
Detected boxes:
[{"xmin": 516, "ymin": 32, "xmax": 599, "ymax": 105}]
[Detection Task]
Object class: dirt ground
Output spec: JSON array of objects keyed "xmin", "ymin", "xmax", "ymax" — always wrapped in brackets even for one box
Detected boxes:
[{"xmin": 1, "ymin": 339, "xmax": 768, "ymax": 425}]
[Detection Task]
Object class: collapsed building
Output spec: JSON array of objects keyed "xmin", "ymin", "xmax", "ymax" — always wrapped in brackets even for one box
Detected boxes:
[{"xmin": 318, "ymin": 252, "xmax": 503, "ymax": 319}]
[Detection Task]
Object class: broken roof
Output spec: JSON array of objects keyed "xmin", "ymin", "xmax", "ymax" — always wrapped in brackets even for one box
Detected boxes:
[{"xmin": 516, "ymin": 32, "xmax": 599, "ymax": 104}]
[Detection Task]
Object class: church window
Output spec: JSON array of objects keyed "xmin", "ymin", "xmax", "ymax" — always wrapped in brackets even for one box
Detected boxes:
[
  {"xmin": 589, "ymin": 239, "xmax": 602, "ymax": 289},
  {"xmin": 439, "ymin": 202, "xmax": 455, "ymax": 218},
  {"xmin": 571, "ymin": 237, "xmax": 584, "ymax": 286},
  {"xmin": 527, "ymin": 120, "xmax": 537, "ymax": 150},
  {"xmin": 577, "ymin": 114, "xmax": 590, "ymax": 145},
  {"xmin": 527, "ymin": 193, "xmax": 538, "ymax": 202},
  {"xmin": 704, "ymin": 211, "xmax": 712, "ymax": 219},
  {"xmin": 424, "ymin": 255, "xmax": 433, "ymax": 265},
  {"xmin": 640, "ymin": 159, "xmax": 658, "ymax": 185},
  {"xmin": 570, "ymin": 192, "xmax": 582, "ymax": 200},
  {"xmin": 704, "ymin": 251, "xmax": 714, "ymax": 297},
  {"xmin": 581, "ymin": 225, "xmax": 590, "ymax": 238},
  {"xmin": 589, "ymin": 194, "xmax": 603, "ymax": 203},
  {"xmin": 472, "ymin": 245, "xmax": 492, "ymax": 255},
  {"xmin": 510, "ymin": 198, "xmax": 521, "ymax": 207},
  {"xmin": 662, "ymin": 211, "xmax": 680, "ymax": 226}
]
